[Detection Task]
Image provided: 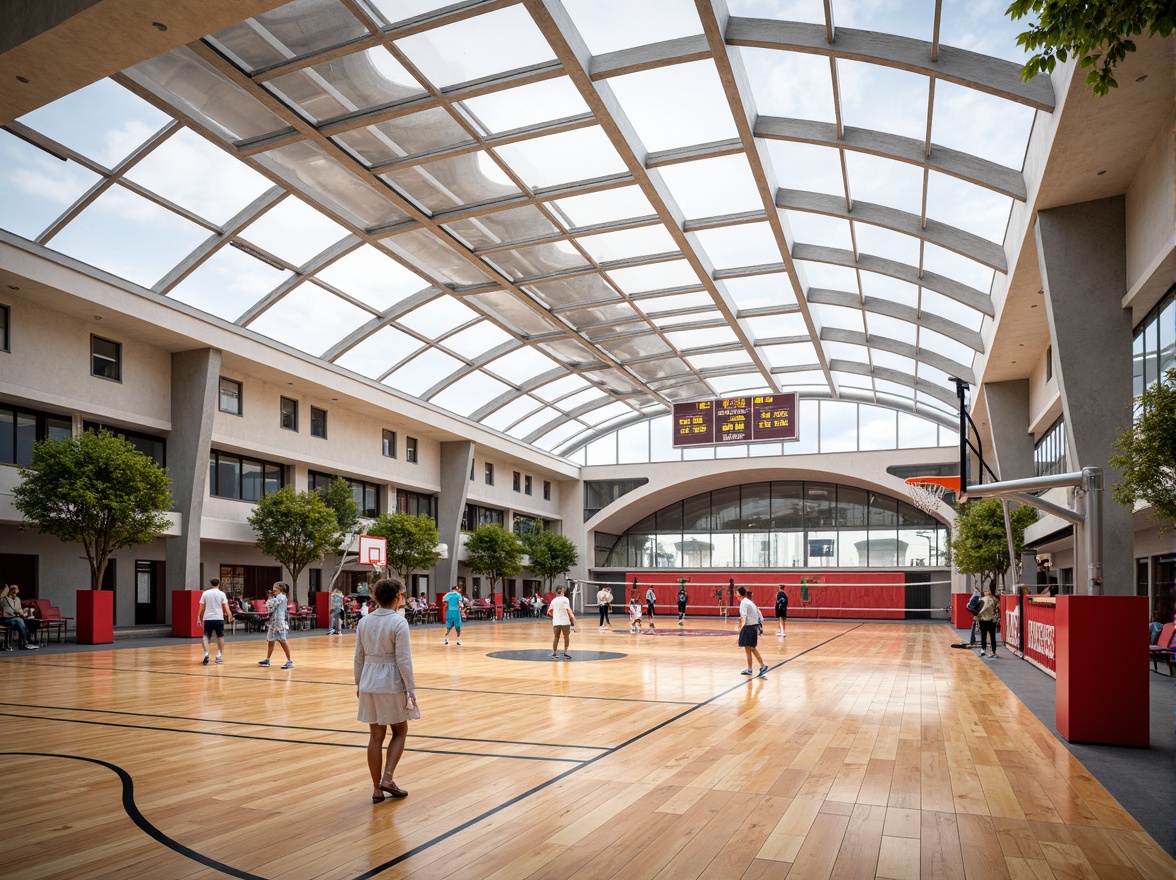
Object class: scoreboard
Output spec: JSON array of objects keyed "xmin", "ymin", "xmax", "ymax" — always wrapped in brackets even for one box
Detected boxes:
[{"xmin": 672, "ymin": 393, "xmax": 798, "ymax": 448}]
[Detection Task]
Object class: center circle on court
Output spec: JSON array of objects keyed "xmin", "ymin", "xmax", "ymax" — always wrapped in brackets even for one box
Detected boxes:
[{"xmin": 486, "ymin": 649, "xmax": 628, "ymax": 662}]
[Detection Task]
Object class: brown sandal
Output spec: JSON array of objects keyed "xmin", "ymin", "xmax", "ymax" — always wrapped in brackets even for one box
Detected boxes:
[{"xmin": 378, "ymin": 782, "xmax": 408, "ymax": 798}]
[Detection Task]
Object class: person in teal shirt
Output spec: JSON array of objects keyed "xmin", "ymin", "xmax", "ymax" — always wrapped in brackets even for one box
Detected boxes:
[{"xmin": 442, "ymin": 585, "xmax": 464, "ymax": 646}]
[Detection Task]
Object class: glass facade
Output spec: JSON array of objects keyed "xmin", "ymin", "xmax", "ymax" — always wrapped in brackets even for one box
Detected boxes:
[
  {"xmin": 598, "ymin": 480, "xmax": 946, "ymax": 570},
  {"xmin": 1132, "ymin": 286, "xmax": 1175, "ymax": 396},
  {"xmin": 1033, "ymin": 417, "xmax": 1066, "ymax": 478},
  {"xmin": 209, "ymin": 449, "xmax": 282, "ymax": 501}
]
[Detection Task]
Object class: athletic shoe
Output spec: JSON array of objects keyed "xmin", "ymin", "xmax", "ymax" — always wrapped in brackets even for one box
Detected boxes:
[
  {"xmin": 444, "ymin": 638, "xmax": 449, "ymax": 646},
  {"xmin": 258, "ymin": 659, "xmax": 270, "ymax": 666},
  {"xmin": 650, "ymin": 623, "xmax": 655, "ymax": 629},
  {"xmin": 215, "ymin": 656, "xmax": 223, "ymax": 664},
  {"xmin": 552, "ymin": 653, "xmax": 558, "ymax": 660},
  {"xmin": 561, "ymin": 652, "xmax": 571, "ymax": 659},
  {"xmin": 23, "ymin": 644, "xmax": 39, "ymax": 650},
  {"xmin": 456, "ymin": 640, "xmax": 462, "ymax": 646},
  {"xmin": 326, "ymin": 630, "xmax": 335, "ymax": 635},
  {"xmin": 741, "ymin": 669, "xmax": 753, "ymax": 675},
  {"xmin": 203, "ymin": 653, "xmax": 209, "ymax": 665},
  {"xmin": 281, "ymin": 660, "xmax": 294, "ymax": 669},
  {"xmin": 758, "ymin": 665, "xmax": 769, "ymax": 677}
]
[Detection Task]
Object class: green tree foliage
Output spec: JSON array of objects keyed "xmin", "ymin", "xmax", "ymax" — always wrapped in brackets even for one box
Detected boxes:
[
  {"xmin": 13, "ymin": 430, "xmax": 172, "ymax": 590},
  {"xmin": 1006, "ymin": 0, "xmax": 1174, "ymax": 96},
  {"xmin": 464, "ymin": 523, "xmax": 523, "ymax": 594},
  {"xmin": 317, "ymin": 476, "xmax": 362, "ymax": 590},
  {"xmin": 521, "ymin": 528, "xmax": 579, "ymax": 590},
  {"xmin": 1110, "ymin": 367, "xmax": 1176, "ymax": 533},
  {"xmin": 948, "ymin": 498, "xmax": 1038, "ymax": 590},
  {"xmin": 248, "ymin": 485, "xmax": 339, "ymax": 604},
  {"xmin": 366, "ymin": 512, "xmax": 441, "ymax": 584}
]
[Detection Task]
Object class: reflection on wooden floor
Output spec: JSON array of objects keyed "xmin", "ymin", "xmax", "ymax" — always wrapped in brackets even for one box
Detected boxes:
[{"xmin": 1, "ymin": 620, "xmax": 1171, "ymax": 879}]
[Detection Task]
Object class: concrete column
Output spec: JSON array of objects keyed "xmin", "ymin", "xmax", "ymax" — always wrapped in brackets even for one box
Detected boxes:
[
  {"xmin": 983, "ymin": 379, "xmax": 1034, "ymax": 482},
  {"xmin": 1035, "ymin": 196, "xmax": 1134, "ymax": 594},
  {"xmin": 164, "ymin": 348, "xmax": 221, "ymax": 614},
  {"xmin": 435, "ymin": 440, "xmax": 474, "ymax": 590}
]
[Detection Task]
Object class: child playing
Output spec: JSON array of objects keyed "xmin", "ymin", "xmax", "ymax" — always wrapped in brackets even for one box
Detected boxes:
[{"xmin": 628, "ymin": 596, "xmax": 643, "ymax": 633}]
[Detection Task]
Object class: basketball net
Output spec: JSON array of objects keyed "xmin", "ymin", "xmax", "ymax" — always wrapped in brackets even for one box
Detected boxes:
[{"xmin": 904, "ymin": 476, "xmax": 960, "ymax": 515}]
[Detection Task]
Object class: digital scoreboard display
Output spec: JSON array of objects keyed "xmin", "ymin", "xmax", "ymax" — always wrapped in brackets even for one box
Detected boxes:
[{"xmin": 672, "ymin": 393, "xmax": 797, "ymax": 448}]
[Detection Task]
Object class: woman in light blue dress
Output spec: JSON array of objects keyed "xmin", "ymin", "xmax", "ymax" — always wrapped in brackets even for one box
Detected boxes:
[{"xmin": 258, "ymin": 582, "xmax": 293, "ymax": 668}]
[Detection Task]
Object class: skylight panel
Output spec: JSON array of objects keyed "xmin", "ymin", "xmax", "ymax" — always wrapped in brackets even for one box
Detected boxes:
[
  {"xmin": 860, "ymin": 271, "xmax": 919, "ymax": 308},
  {"xmin": 686, "ymin": 351, "xmax": 755, "ymax": 370},
  {"xmin": 562, "ymin": 0, "xmax": 703, "ymax": 55},
  {"xmin": 725, "ymin": 274, "xmax": 797, "ymax": 312},
  {"xmin": 925, "ymin": 171, "xmax": 1013, "ymax": 243},
  {"xmin": 533, "ymin": 374, "xmax": 592, "ymax": 402},
  {"xmin": 429, "ymin": 370, "xmax": 512, "ymax": 417},
  {"xmin": 444, "ymin": 205, "xmax": 558, "ymax": 249},
  {"xmin": 766, "ymin": 141, "xmax": 846, "ymax": 199},
  {"xmin": 248, "ymin": 282, "xmax": 374, "ymax": 355},
  {"xmin": 382, "ymin": 229, "xmax": 489, "ymax": 286},
  {"xmin": 931, "ymin": 81, "xmax": 1036, "ymax": 169},
  {"xmin": 877, "ymin": 378, "xmax": 914, "ymax": 397},
  {"xmin": 657, "ymin": 154, "xmax": 763, "ymax": 218},
  {"xmin": 526, "ymin": 274, "xmax": 621, "ymax": 309},
  {"xmin": 549, "ymin": 186, "xmax": 655, "ymax": 227},
  {"xmin": 824, "ymin": 341, "xmax": 869, "ymax": 363},
  {"xmin": 558, "ymin": 388, "xmax": 609, "ymax": 413},
  {"xmin": 796, "ymin": 261, "xmax": 858, "ymax": 293},
  {"xmin": 898, "ymin": 411, "xmax": 939, "ymax": 447},
  {"xmin": 494, "ymin": 127, "xmax": 628, "ymax": 189},
  {"xmin": 561, "ymin": 301, "xmax": 641, "ymax": 331},
  {"xmin": 485, "ymin": 240, "xmax": 589, "ymax": 281},
  {"xmin": 599, "ymin": 334, "xmax": 673, "ymax": 363},
  {"xmin": 608, "ymin": 60, "xmax": 737, "ymax": 153},
  {"xmin": 837, "ymin": 0, "xmax": 933, "ymax": 41},
  {"xmin": 577, "ymin": 225, "xmax": 679, "ymax": 263},
  {"xmin": 481, "ymin": 395, "xmax": 543, "ymax": 431},
  {"xmin": 871, "ymin": 350, "xmax": 916, "ymax": 374},
  {"xmin": 538, "ymin": 337, "xmax": 599, "ymax": 368},
  {"xmin": 333, "ymin": 325, "xmax": 422, "ymax": 378},
  {"xmin": 124, "ymin": 128, "xmax": 272, "ymax": 224},
  {"xmin": 382, "ymin": 150, "xmax": 521, "ymax": 214},
  {"xmin": 364, "ymin": 0, "xmax": 460, "ymax": 27},
  {"xmin": 168, "ymin": 247, "xmax": 292, "ymax": 321},
  {"xmin": 315, "ymin": 244, "xmax": 430, "ymax": 310},
  {"xmin": 532, "ymin": 421, "xmax": 584, "ymax": 450},
  {"xmin": 838, "ymin": 61, "xmax": 929, "ymax": 142},
  {"xmin": 17, "ymin": 78, "xmax": 169, "ymax": 169},
  {"xmin": 241, "ymin": 196, "xmax": 350, "ymax": 267},
  {"xmin": 785, "ymin": 212, "xmax": 853, "ymax": 250},
  {"xmin": 763, "ymin": 342, "xmax": 818, "ymax": 368},
  {"xmin": 867, "ymin": 313, "xmax": 917, "ymax": 346},
  {"xmin": 780, "ymin": 372, "xmax": 828, "ymax": 387},
  {"xmin": 485, "ymin": 346, "xmax": 561, "ymax": 384},
  {"xmin": 940, "ymin": 0, "xmax": 1035, "ymax": 64},
  {"xmin": 398, "ymin": 296, "xmax": 477, "ymax": 337},
  {"xmin": 458, "ymin": 77, "xmax": 591, "ymax": 135},
  {"xmin": 651, "ymin": 312, "xmax": 716, "ymax": 330},
  {"xmin": 740, "ymin": 48, "xmax": 835, "ymax": 123},
  {"xmin": 266, "ymin": 48, "xmax": 424, "ymax": 123},
  {"xmin": 918, "ymin": 327, "xmax": 971, "ymax": 361},
  {"xmin": 834, "ymin": 371, "xmax": 874, "ymax": 391},
  {"xmin": 48, "ymin": 186, "xmax": 208, "ymax": 288},
  {"xmin": 858, "ymin": 405, "xmax": 898, "ymax": 450},
  {"xmin": 855, "ymin": 225, "xmax": 922, "ymax": 267},
  {"xmin": 334, "ymin": 108, "xmax": 474, "ymax": 167},
  {"xmin": 745, "ymin": 313, "xmax": 809, "ymax": 338},
  {"xmin": 468, "ymin": 289, "xmax": 562, "ymax": 337},
  {"xmin": 606, "ymin": 259, "xmax": 700, "ymax": 294},
  {"xmin": 0, "ymin": 131, "xmax": 100, "ymax": 240},
  {"xmin": 693, "ymin": 222, "xmax": 782, "ymax": 270},
  {"xmin": 919, "ymin": 363, "xmax": 958, "ymax": 389},
  {"xmin": 709, "ymin": 374, "xmax": 769, "ymax": 395},
  {"xmin": 812, "ymin": 303, "xmax": 864, "ymax": 333},
  {"xmin": 394, "ymin": 6, "xmax": 555, "ymax": 88},
  {"xmin": 384, "ymin": 347, "xmax": 464, "ymax": 395},
  {"xmin": 844, "ymin": 153, "xmax": 924, "ymax": 216},
  {"xmin": 211, "ymin": 0, "xmax": 367, "ymax": 68},
  {"xmin": 637, "ymin": 291, "xmax": 715, "ymax": 314},
  {"xmin": 921, "ymin": 289, "xmax": 984, "ymax": 330},
  {"xmin": 663, "ymin": 326, "xmax": 739, "ymax": 349},
  {"xmin": 442, "ymin": 321, "xmax": 514, "ymax": 359},
  {"xmin": 507, "ymin": 406, "xmax": 562, "ymax": 439}
]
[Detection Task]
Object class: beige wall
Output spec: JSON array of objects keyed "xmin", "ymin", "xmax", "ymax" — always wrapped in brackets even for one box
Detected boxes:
[{"xmin": 1124, "ymin": 115, "xmax": 1175, "ymax": 309}]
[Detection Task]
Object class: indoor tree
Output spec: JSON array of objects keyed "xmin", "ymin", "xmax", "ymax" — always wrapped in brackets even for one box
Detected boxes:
[
  {"xmin": 948, "ymin": 498, "xmax": 1038, "ymax": 591},
  {"xmin": 13, "ymin": 429, "xmax": 173, "ymax": 590},
  {"xmin": 317, "ymin": 475, "xmax": 363, "ymax": 592},
  {"xmin": 248, "ymin": 485, "xmax": 338, "ymax": 604},
  {"xmin": 464, "ymin": 523, "xmax": 523, "ymax": 597},
  {"xmin": 520, "ymin": 528, "xmax": 578, "ymax": 593},
  {"xmin": 1110, "ymin": 366, "xmax": 1176, "ymax": 533},
  {"xmin": 365, "ymin": 512, "xmax": 441, "ymax": 586}
]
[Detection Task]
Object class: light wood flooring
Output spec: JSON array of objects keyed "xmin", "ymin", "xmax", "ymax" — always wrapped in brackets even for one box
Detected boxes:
[{"xmin": 1, "ymin": 619, "xmax": 1171, "ymax": 879}]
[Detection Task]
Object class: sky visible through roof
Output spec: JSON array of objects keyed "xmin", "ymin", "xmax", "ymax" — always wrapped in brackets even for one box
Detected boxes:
[{"xmin": 0, "ymin": 0, "xmax": 1043, "ymax": 458}]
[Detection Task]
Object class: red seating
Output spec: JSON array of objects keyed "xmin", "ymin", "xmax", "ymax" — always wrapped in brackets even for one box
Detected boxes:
[{"xmin": 1150, "ymin": 622, "xmax": 1175, "ymax": 673}]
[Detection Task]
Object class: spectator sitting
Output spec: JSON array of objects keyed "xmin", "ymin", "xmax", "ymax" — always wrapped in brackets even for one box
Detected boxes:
[
  {"xmin": 1150, "ymin": 612, "xmax": 1165, "ymax": 644},
  {"xmin": 1, "ymin": 584, "xmax": 40, "ymax": 650}
]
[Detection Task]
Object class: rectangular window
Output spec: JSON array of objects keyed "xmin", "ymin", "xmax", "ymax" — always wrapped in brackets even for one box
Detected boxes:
[
  {"xmin": 82, "ymin": 421, "xmax": 165, "ymax": 466},
  {"xmin": 406, "ymin": 437, "xmax": 418, "ymax": 463},
  {"xmin": 0, "ymin": 303, "xmax": 9, "ymax": 352},
  {"xmin": 470, "ymin": 460, "xmax": 475, "ymax": 480},
  {"xmin": 208, "ymin": 450, "xmax": 283, "ymax": 501},
  {"xmin": 219, "ymin": 377, "xmax": 242, "ymax": 415},
  {"xmin": 310, "ymin": 406, "xmax": 327, "ymax": 438},
  {"xmin": 91, "ymin": 335, "xmax": 121, "ymax": 381},
  {"xmin": 525, "ymin": 475, "xmax": 533, "ymax": 496},
  {"xmin": 1045, "ymin": 345, "xmax": 1052, "ymax": 381},
  {"xmin": 382, "ymin": 429, "xmax": 396, "ymax": 458},
  {"xmin": 485, "ymin": 462, "xmax": 494, "ymax": 485},
  {"xmin": 309, "ymin": 471, "xmax": 381, "ymax": 517},
  {"xmin": 396, "ymin": 489, "xmax": 438, "ymax": 521},
  {"xmin": 280, "ymin": 396, "xmax": 298, "ymax": 431},
  {"xmin": 543, "ymin": 480, "xmax": 551, "ymax": 501},
  {"xmin": 513, "ymin": 471, "xmax": 521, "ymax": 492}
]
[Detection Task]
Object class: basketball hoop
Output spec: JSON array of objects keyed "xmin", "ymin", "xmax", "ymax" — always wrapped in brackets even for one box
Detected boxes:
[
  {"xmin": 904, "ymin": 476, "xmax": 961, "ymax": 515},
  {"xmin": 358, "ymin": 535, "xmax": 387, "ymax": 567}
]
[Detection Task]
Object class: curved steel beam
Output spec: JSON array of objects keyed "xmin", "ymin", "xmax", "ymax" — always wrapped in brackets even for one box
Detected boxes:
[
  {"xmin": 828, "ymin": 359, "xmax": 960, "ymax": 408},
  {"xmin": 820, "ymin": 326, "xmax": 976, "ymax": 384},
  {"xmin": 807, "ymin": 287, "xmax": 984, "ymax": 350}
]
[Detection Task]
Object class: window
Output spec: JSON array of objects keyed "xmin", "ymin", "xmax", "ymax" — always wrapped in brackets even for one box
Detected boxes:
[
  {"xmin": 1034, "ymin": 417, "xmax": 1066, "ymax": 478},
  {"xmin": 525, "ymin": 475, "xmax": 533, "ymax": 496},
  {"xmin": 462, "ymin": 503, "xmax": 504, "ymax": 529},
  {"xmin": 513, "ymin": 515, "xmax": 551, "ymax": 537},
  {"xmin": 470, "ymin": 460, "xmax": 475, "ymax": 480},
  {"xmin": 485, "ymin": 462, "xmax": 494, "ymax": 485},
  {"xmin": 280, "ymin": 396, "xmax": 298, "ymax": 431},
  {"xmin": 1045, "ymin": 345, "xmax": 1052, "ymax": 381},
  {"xmin": 513, "ymin": 471, "xmax": 521, "ymax": 492},
  {"xmin": 396, "ymin": 489, "xmax": 438, "ymax": 520},
  {"xmin": 91, "ymin": 335, "xmax": 121, "ymax": 381},
  {"xmin": 310, "ymin": 406, "xmax": 327, "ymax": 438},
  {"xmin": 543, "ymin": 480, "xmax": 551, "ymax": 501},
  {"xmin": 1, "ymin": 405, "xmax": 71, "ymax": 465},
  {"xmin": 309, "ymin": 471, "xmax": 380, "ymax": 517},
  {"xmin": 406, "ymin": 436, "xmax": 418, "ymax": 463},
  {"xmin": 1131, "ymin": 285, "xmax": 1174, "ymax": 396},
  {"xmin": 219, "ymin": 378, "xmax": 242, "ymax": 415},
  {"xmin": 209, "ymin": 450, "xmax": 283, "ymax": 501},
  {"xmin": 0, "ymin": 304, "xmax": 8, "ymax": 352},
  {"xmin": 382, "ymin": 429, "xmax": 396, "ymax": 458},
  {"xmin": 82, "ymin": 421, "xmax": 165, "ymax": 466}
]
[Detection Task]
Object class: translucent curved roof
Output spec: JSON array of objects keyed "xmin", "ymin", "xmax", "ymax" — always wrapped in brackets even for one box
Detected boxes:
[{"xmin": 0, "ymin": 0, "xmax": 1048, "ymax": 456}]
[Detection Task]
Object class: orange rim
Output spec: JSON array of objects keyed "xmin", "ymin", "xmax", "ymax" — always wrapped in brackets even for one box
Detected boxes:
[{"xmin": 904, "ymin": 476, "xmax": 961, "ymax": 491}]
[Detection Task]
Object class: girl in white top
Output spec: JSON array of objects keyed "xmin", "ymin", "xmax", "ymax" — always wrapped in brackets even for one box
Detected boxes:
[
  {"xmin": 737, "ymin": 586, "xmax": 767, "ymax": 677},
  {"xmin": 596, "ymin": 586, "xmax": 613, "ymax": 629},
  {"xmin": 258, "ymin": 582, "xmax": 293, "ymax": 668},
  {"xmin": 628, "ymin": 596, "xmax": 643, "ymax": 632}
]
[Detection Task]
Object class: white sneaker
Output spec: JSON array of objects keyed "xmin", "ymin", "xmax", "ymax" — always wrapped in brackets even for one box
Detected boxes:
[
  {"xmin": 456, "ymin": 640, "xmax": 462, "ymax": 646},
  {"xmin": 444, "ymin": 638, "xmax": 449, "ymax": 646}
]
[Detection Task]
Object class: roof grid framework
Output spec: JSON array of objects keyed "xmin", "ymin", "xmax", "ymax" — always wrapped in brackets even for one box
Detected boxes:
[{"xmin": 0, "ymin": 0, "xmax": 1046, "ymax": 455}]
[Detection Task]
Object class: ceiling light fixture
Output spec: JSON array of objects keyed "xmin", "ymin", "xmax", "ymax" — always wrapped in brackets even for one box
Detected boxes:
[
  {"xmin": 1136, "ymin": 74, "xmax": 1148, "ymax": 83},
  {"xmin": 16, "ymin": 76, "xmax": 29, "ymax": 83},
  {"xmin": 1096, "ymin": 169, "xmax": 1107, "ymax": 176},
  {"xmin": 152, "ymin": 21, "xmax": 167, "ymax": 31},
  {"xmin": 6, "ymin": 285, "xmax": 18, "ymax": 291}
]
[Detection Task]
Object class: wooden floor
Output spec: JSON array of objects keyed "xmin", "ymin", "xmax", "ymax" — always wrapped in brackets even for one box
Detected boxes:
[{"xmin": 1, "ymin": 619, "xmax": 1170, "ymax": 880}]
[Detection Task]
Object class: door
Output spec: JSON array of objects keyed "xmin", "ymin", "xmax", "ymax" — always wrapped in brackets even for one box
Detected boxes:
[
  {"xmin": 134, "ymin": 560, "xmax": 166, "ymax": 625},
  {"xmin": 905, "ymin": 572, "xmax": 931, "ymax": 620}
]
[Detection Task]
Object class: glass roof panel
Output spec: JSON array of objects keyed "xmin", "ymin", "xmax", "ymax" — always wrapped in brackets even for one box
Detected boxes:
[
  {"xmin": 687, "ymin": 351, "xmax": 754, "ymax": 370},
  {"xmin": 940, "ymin": 0, "xmax": 1035, "ymax": 64},
  {"xmin": 526, "ymin": 274, "xmax": 620, "ymax": 309},
  {"xmin": 860, "ymin": 271, "xmax": 919, "ymax": 308},
  {"xmin": 537, "ymin": 337, "xmax": 599, "ymax": 367},
  {"xmin": 725, "ymin": 274, "xmax": 797, "ymax": 312},
  {"xmin": 334, "ymin": 108, "xmax": 474, "ymax": 167},
  {"xmin": 442, "ymin": 321, "xmax": 514, "ymax": 358},
  {"xmin": 548, "ymin": 186, "xmax": 655, "ymax": 228},
  {"xmin": 727, "ymin": 0, "xmax": 826, "ymax": 24},
  {"xmin": 247, "ymin": 282, "xmax": 372, "ymax": 355},
  {"xmin": 240, "ymin": 196, "xmax": 351, "ymax": 267},
  {"xmin": 316, "ymin": 244, "xmax": 431, "ymax": 310},
  {"xmin": 484, "ymin": 346, "xmax": 561, "ymax": 384},
  {"xmin": 785, "ymin": 212, "xmax": 853, "ymax": 250},
  {"xmin": 444, "ymin": 205, "xmax": 558, "ymax": 249},
  {"xmin": 763, "ymin": 342, "xmax": 818, "ymax": 368},
  {"xmin": 919, "ymin": 363, "xmax": 959, "ymax": 389},
  {"xmin": 825, "ymin": 341, "xmax": 869, "ymax": 362},
  {"xmin": 168, "ymin": 247, "xmax": 292, "ymax": 321},
  {"xmin": 651, "ymin": 311, "xmax": 720, "ymax": 330},
  {"xmin": 208, "ymin": 0, "xmax": 367, "ymax": 71},
  {"xmin": 469, "ymin": 289, "xmax": 562, "ymax": 336},
  {"xmin": 745, "ymin": 313, "xmax": 809, "ymax": 338},
  {"xmin": 557, "ymin": 388, "xmax": 609, "ymax": 412},
  {"xmin": 877, "ymin": 378, "xmax": 914, "ymax": 397},
  {"xmin": 609, "ymin": 60, "xmax": 737, "ymax": 152},
  {"xmin": 921, "ymin": 289, "xmax": 983, "ymax": 330},
  {"xmin": 0, "ymin": 131, "xmax": 100, "ymax": 239},
  {"xmin": 382, "ymin": 150, "xmax": 520, "ymax": 214},
  {"xmin": 458, "ymin": 77, "xmax": 590, "ymax": 135},
  {"xmin": 398, "ymin": 295, "xmax": 477, "ymax": 337},
  {"xmin": 813, "ymin": 303, "xmax": 865, "ymax": 333},
  {"xmin": 837, "ymin": 0, "xmax": 933, "ymax": 41},
  {"xmin": 429, "ymin": 370, "xmax": 512, "ymax": 417},
  {"xmin": 17, "ymin": 78, "xmax": 168, "ymax": 168},
  {"xmin": 494, "ymin": 127, "xmax": 628, "ymax": 189},
  {"xmin": 334, "ymin": 325, "xmax": 423, "ymax": 378},
  {"xmin": 394, "ymin": 6, "xmax": 555, "ymax": 88},
  {"xmin": 606, "ymin": 260, "xmax": 701, "ymax": 294},
  {"xmin": 663, "ymin": 326, "xmax": 739, "ymax": 349},
  {"xmin": 692, "ymin": 222, "xmax": 782, "ymax": 270},
  {"xmin": 48, "ymin": 185, "xmax": 209, "ymax": 288},
  {"xmin": 532, "ymin": 374, "xmax": 592, "ymax": 402},
  {"xmin": 834, "ymin": 371, "xmax": 874, "ymax": 390},
  {"xmin": 740, "ymin": 48, "xmax": 835, "ymax": 123},
  {"xmin": 560, "ymin": 301, "xmax": 642, "ymax": 330},
  {"xmin": 844, "ymin": 152, "xmax": 924, "ymax": 216},
  {"xmin": 854, "ymin": 225, "xmax": 922, "ymax": 267},
  {"xmin": 484, "ymin": 240, "xmax": 589, "ymax": 281},
  {"xmin": 797, "ymin": 260, "xmax": 858, "ymax": 293},
  {"xmin": 507, "ymin": 406, "xmax": 562, "ymax": 439},
  {"xmin": 925, "ymin": 171, "xmax": 1013, "ymax": 243},
  {"xmin": 563, "ymin": 0, "xmax": 702, "ymax": 54},
  {"xmin": 637, "ymin": 290, "xmax": 715, "ymax": 314},
  {"xmin": 931, "ymin": 81, "xmax": 1036, "ymax": 169},
  {"xmin": 710, "ymin": 374, "xmax": 769, "ymax": 395},
  {"xmin": 481, "ymin": 395, "xmax": 543, "ymax": 430},
  {"xmin": 867, "ymin": 313, "xmax": 918, "ymax": 346},
  {"xmin": 918, "ymin": 327, "xmax": 971, "ymax": 360},
  {"xmin": 364, "ymin": 0, "xmax": 460, "ymax": 26},
  {"xmin": 872, "ymin": 350, "xmax": 916, "ymax": 374},
  {"xmin": 838, "ymin": 61, "xmax": 929, "ymax": 141},
  {"xmin": 385, "ymin": 347, "xmax": 464, "ymax": 395},
  {"xmin": 532, "ymin": 420, "xmax": 584, "ymax": 450},
  {"xmin": 382, "ymin": 229, "xmax": 489, "ymax": 285},
  {"xmin": 124, "ymin": 128, "xmax": 273, "ymax": 224},
  {"xmin": 581, "ymin": 401, "xmax": 635, "ymax": 425},
  {"xmin": 266, "ymin": 48, "xmax": 424, "ymax": 123},
  {"xmin": 657, "ymin": 154, "xmax": 763, "ymax": 218},
  {"xmin": 577, "ymin": 225, "xmax": 678, "ymax": 263},
  {"xmin": 766, "ymin": 141, "xmax": 846, "ymax": 199}
]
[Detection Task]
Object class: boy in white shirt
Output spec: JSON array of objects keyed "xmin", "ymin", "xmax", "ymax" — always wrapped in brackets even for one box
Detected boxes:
[
  {"xmin": 197, "ymin": 577, "xmax": 232, "ymax": 665},
  {"xmin": 737, "ymin": 586, "xmax": 767, "ymax": 677},
  {"xmin": 549, "ymin": 585, "xmax": 575, "ymax": 660}
]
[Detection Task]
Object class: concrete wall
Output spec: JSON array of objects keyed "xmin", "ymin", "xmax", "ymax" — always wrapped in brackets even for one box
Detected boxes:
[{"xmin": 1124, "ymin": 113, "xmax": 1175, "ymax": 306}]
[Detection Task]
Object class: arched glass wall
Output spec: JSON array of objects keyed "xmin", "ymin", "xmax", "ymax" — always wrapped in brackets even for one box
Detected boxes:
[{"xmin": 597, "ymin": 481, "xmax": 947, "ymax": 570}]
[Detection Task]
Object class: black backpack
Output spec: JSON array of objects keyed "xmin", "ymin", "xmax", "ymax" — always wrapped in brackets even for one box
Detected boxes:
[{"xmin": 966, "ymin": 592, "xmax": 982, "ymax": 614}]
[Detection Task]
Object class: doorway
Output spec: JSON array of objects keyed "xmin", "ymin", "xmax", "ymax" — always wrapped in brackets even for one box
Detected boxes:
[{"xmin": 134, "ymin": 560, "xmax": 166, "ymax": 625}]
